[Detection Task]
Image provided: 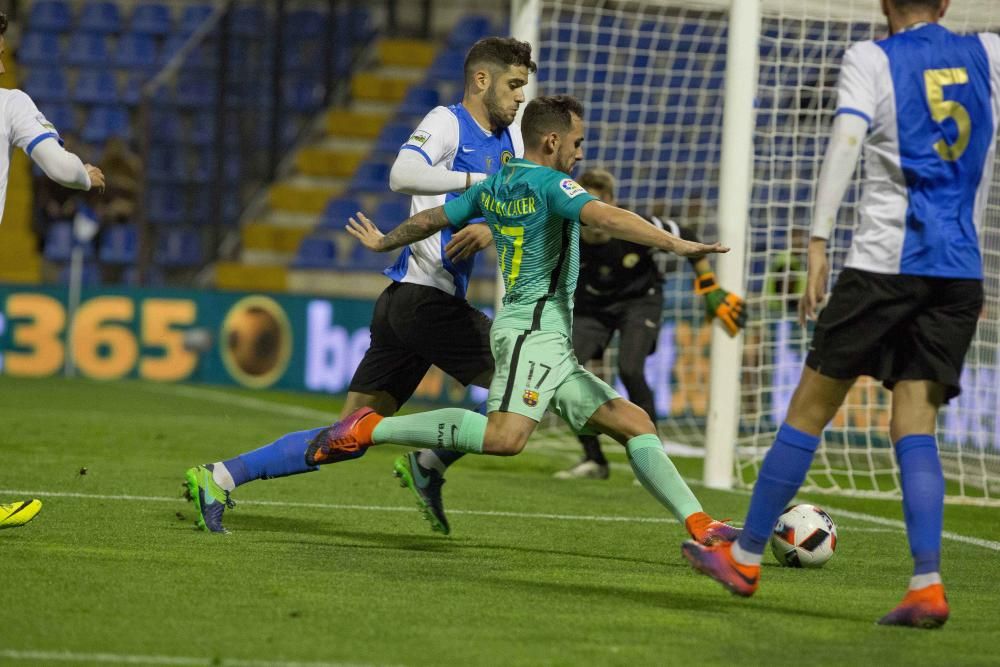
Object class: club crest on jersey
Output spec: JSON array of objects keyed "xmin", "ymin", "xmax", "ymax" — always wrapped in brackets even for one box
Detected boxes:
[
  {"xmin": 559, "ymin": 179, "xmax": 586, "ymax": 198},
  {"xmin": 501, "ymin": 150, "xmax": 514, "ymax": 165},
  {"xmin": 406, "ymin": 130, "xmax": 430, "ymax": 147},
  {"xmin": 522, "ymin": 389, "xmax": 539, "ymax": 407}
]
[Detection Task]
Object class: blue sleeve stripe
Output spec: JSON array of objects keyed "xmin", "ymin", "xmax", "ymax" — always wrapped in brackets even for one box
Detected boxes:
[
  {"xmin": 26, "ymin": 132, "xmax": 59, "ymax": 156},
  {"xmin": 400, "ymin": 144, "xmax": 432, "ymax": 165},
  {"xmin": 834, "ymin": 107, "xmax": 872, "ymax": 126}
]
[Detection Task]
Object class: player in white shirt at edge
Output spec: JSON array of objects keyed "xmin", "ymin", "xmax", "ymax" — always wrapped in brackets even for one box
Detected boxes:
[
  {"xmin": 0, "ymin": 11, "xmax": 105, "ymax": 530},
  {"xmin": 183, "ymin": 38, "xmax": 535, "ymax": 535},
  {"xmin": 684, "ymin": 0, "xmax": 998, "ymax": 629}
]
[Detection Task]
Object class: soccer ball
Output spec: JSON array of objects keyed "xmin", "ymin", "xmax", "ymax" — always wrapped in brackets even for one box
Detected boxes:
[{"xmin": 770, "ymin": 504, "xmax": 837, "ymax": 568}]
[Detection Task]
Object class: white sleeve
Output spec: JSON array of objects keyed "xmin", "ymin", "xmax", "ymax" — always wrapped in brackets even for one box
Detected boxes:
[
  {"xmin": 509, "ymin": 122, "xmax": 524, "ymax": 158},
  {"xmin": 398, "ymin": 106, "xmax": 459, "ymax": 167},
  {"xmin": 811, "ymin": 113, "xmax": 868, "ymax": 240},
  {"xmin": 834, "ymin": 42, "xmax": 879, "ymax": 125},
  {"xmin": 31, "ymin": 139, "xmax": 92, "ymax": 190},
  {"xmin": 390, "ymin": 106, "xmax": 486, "ymax": 195},
  {"xmin": 389, "ymin": 149, "xmax": 472, "ymax": 195},
  {"xmin": 979, "ymin": 32, "xmax": 1000, "ymax": 106},
  {"xmin": 7, "ymin": 89, "xmax": 62, "ymax": 157}
]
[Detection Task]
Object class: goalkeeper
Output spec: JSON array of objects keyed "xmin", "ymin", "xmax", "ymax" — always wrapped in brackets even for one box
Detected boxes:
[{"xmin": 554, "ymin": 168, "xmax": 745, "ymax": 479}]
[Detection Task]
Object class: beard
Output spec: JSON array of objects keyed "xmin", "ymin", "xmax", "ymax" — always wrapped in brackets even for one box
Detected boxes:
[{"xmin": 483, "ymin": 86, "xmax": 513, "ymax": 130}]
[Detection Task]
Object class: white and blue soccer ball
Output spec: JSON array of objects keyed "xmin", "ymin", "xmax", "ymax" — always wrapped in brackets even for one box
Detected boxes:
[{"xmin": 770, "ymin": 504, "xmax": 838, "ymax": 568}]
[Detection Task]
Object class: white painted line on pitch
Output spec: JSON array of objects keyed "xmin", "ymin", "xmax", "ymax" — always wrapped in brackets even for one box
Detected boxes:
[
  {"xmin": 0, "ymin": 649, "xmax": 388, "ymax": 667},
  {"xmin": 139, "ymin": 383, "xmax": 336, "ymax": 423},
  {"xmin": 0, "ymin": 489, "xmax": 679, "ymax": 525}
]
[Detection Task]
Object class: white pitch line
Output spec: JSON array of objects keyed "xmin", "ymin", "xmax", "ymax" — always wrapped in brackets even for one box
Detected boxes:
[
  {"xmin": 0, "ymin": 649, "xmax": 388, "ymax": 667},
  {"xmin": 139, "ymin": 383, "xmax": 337, "ymax": 423},
  {"xmin": 0, "ymin": 488, "xmax": 678, "ymax": 524}
]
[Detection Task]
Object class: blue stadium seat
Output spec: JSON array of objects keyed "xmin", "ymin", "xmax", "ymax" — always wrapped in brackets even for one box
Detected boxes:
[
  {"xmin": 320, "ymin": 196, "xmax": 364, "ymax": 229},
  {"xmin": 130, "ymin": 4, "xmax": 172, "ymax": 36},
  {"xmin": 373, "ymin": 121, "xmax": 413, "ymax": 154},
  {"xmin": 81, "ymin": 105, "xmax": 131, "ymax": 143},
  {"xmin": 114, "ymin": 33, "xmax": 158, "ymax": 69},
  {"xmin": 66, "ymin": 33, "xmax": 111, "ymax": 66},
  {"xmin": 72, "ymin": 70, "xmax": 118, "ymax": 105},
  {"xmin": 147, "ymin": 111, "xmax": 181, "ymax": 145},
  {"xmin": 186, "ymin": 111, "xmax": 215, "ymax": 146},
  {"xmin": 292, "ymin": 235, "xmax": 337, "ymax": 269},
  {"xmin": 120, "ymin": 71, "xmax": 157, "ymax": 106},
  {"xmin": 398, "ymin": 86, "xmax": 440, "ymax": 118},
  {"xmin": 147, "ymin": 187, "xmax": 185, "ymax": 225},
  {"xmin": 28, "ymin": 1, "xmax": 72, "ymax": 32},
  {"xmin": 425, "ymin": 48, "xmax": 464, "ymax": 84},
  {"xmin": 23, "ymin": 68, "xmax": 69, "ymax": 105},
  {"xmin": 123, "ymin": 264, "xmax": 165, "ymax": 286},
  {"xmin": 471, "ymin": 255, "xmax": 496, "ymax": 279},
  {"xmin": 175, "ymin": 74, "xmax": 216, "ymax": 108},
  {"xmin": 448, "ymin": 15, "xmax": 492, "ymax": 49},
  {"xmin": 284, "ymin": 9, "xmax": 327, "ymax": 39},
  {"xmin": 178, "ymin": 4, "xmax": 214, "ymax": 35},
  {"xmin": 58, "ymin": 263, "xmax": 101, "ymax": 286},
  {"xmin": 348, "ymin": 162, "xmax": 391, "ymax": 194},
  {"xmin": 42, "ymin": 103, "xmax": 76, "ymax": 134},
  {"xmin": 78, "ymin": 2, "xmax": 123, "ymax": 33},
  {"xmin": 230, "ymin": 6, "xmax": 267, "ymax": 37},
  {"xmin": 346, "ymin": 241, "xmax": 390, "ymax": 272},
  {"xmin": 43, "ymin": 221, "xmax": 76, "ymax": 262},
  {"xmin": 373, "ymin": 198, "xmax": 411, "ymax": 225},
  {"xmin": 282, "ymin": 77, "xmax": 323, "ymax": 112},
  {"xmin": 18, "ymin": 32, "xmax": 62, "ymax": 66},
  {"xmin": 155, "ymin": 228, "xmax": 203, "ymax": 267},
  {"xmin": 98, "ymin": 224, "xmax": 138, "ymax": 265},
  {"xmin": 147, "ymin": 146, "xmax": 189, "ymax": 184}
]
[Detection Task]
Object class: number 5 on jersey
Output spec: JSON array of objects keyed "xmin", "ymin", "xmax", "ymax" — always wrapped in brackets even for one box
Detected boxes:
[{"xmin": 925, "ymin": 67, "xmax": 971, "ymax": 161}]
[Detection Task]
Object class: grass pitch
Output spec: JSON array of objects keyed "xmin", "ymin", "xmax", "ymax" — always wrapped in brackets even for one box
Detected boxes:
[{"xmin": 1, "ymin": 376, "xmax": 998, "ymax": 666}]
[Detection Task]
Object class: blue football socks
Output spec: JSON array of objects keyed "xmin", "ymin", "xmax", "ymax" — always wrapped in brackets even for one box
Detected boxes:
[
  {"xmin": 895, "ymin": 434, "xmax": 944, "ymax": 577},
  {"xmin": 734, "ymin": 422, "xmax": 821, "ymax": 564},
  {"xmin": 215, "ymin": 427, "xmax": 365, "ymax": 490}
]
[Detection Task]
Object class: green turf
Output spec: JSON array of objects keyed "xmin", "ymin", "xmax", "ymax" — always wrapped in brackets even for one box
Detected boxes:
[{"xmin": 1, "ymin": 376, "xmax": 998, "ymax": 667}]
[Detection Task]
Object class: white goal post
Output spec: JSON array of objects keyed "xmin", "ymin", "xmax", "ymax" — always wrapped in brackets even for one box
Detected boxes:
[{"xmin": 509, "ymin": 0, "xmax": 1000, "ymax": 505}]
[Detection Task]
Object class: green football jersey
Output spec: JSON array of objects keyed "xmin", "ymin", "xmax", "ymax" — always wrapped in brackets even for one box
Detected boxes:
[{"xmin": 443, "ymin": 158, "xmax": 598, "ymax": 337}]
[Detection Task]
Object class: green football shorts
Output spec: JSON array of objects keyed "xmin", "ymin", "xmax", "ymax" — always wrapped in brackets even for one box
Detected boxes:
[{"xmin": 487, "ymin": 328, "xmax": 620, "ymax": 434}]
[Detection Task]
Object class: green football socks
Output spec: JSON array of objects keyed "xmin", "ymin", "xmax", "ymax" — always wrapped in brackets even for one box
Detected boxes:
[
  {"xmin": 373, "ymin": 408, "xmax": 486, "ymax": 454},
  {"xmin": 627, "ymin": 433, "xmax": 703, "ymax": 522}
]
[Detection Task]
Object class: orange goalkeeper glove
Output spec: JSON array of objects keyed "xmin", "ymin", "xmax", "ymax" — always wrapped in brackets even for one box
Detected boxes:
[{"xmin": 694, "ymin": 272, "xmax": 746, "ymax": 337}]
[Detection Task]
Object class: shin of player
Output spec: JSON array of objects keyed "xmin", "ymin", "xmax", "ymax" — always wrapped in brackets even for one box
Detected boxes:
[{"xmin": 682, "ymin": 0, "xmax": 992, "ymax": 628}]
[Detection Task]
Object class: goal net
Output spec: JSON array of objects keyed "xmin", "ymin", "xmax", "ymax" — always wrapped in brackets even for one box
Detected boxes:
[{"xmin": 523, "ymin": 0, "xmax": 1000, "ymax": 504}]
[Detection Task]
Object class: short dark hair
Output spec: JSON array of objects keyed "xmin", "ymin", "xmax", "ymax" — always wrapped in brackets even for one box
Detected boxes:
[
  {"xmin": 0, "ymin": 12, "xmax": 7, "ymax": 36},
  {"xmin": 521, "ymin": 95, "xmax": 585, "ymax": 146},
  {"xmin": 464, "ymin": 37, "xmax": 537, "ymax": 87},
  {"xmin": 890, "ymin": 0, "xmax": 944, "ymax": 10},
  {"xmin": 578, "ymin": 168, "xmax": 615, "ymax": 199}
]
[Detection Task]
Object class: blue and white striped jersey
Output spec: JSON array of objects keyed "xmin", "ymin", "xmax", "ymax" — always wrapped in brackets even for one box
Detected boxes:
[
  {"xmin": 836, "ymin": 23, "xmax": 1000, "ymax": 279},
  {"xmin": 385, "ymin": 103, "xmax": 523, "ymax": 298}
]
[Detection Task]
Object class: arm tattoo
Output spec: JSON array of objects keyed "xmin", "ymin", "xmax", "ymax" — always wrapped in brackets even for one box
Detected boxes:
[{"xmin": 379, "ymin": 206, "xmax": 450, "ymax": 251}]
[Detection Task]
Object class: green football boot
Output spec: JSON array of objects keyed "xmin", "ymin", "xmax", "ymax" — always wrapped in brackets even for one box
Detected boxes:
[
  {"xmin": 393, "ymin": 452, "xmax": 450, "ymax": 535},
  {"xmin": 183, "ymin": 464, "xmax": 235, "ymax": 533}
]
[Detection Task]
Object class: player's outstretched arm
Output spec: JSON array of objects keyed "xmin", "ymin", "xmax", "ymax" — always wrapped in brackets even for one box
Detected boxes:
[
  {"xmin": 347, "ymin": 206, "xmax": 451, "ymax": 253},
  {"xmin": 580, "ymin": 200, "xmax": 728, "ymax": 258},
  {"xmin": 31, "ymin": 139, "xmax": 103, "ymax": 192},
  {"xmin": 799, "ymin": 112, "xmax": 866, "ymax": 325}
]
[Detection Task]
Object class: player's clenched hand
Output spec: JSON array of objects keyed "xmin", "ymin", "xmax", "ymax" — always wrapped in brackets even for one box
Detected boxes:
[
  {"xmin": 346, "ymin": 212, "xmax": 386, "ymax": 252},
  {"xmin": 445, "ymin": 224, "xmax": 493, "ymax": 262},
  {"xmin": 672, "ymin": 239, "xmax": 729, "ymax": 258},
  {"xmin": 798, "ymin": 238, "xmax": 829, "ymax": 326},
  {"xmin": 85, "ymin": 164, "xmax": 105, "ymax": 194}
]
